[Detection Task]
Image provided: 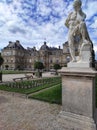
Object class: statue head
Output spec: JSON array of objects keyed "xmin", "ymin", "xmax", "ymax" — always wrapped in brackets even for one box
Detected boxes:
[{"xmin": 73, "ymin": 0, "xmax": 82, "ymax": 11}]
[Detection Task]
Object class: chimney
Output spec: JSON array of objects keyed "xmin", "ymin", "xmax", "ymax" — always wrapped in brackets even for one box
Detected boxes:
[
  {"xmin": 9, "ymin": 41, "xmax": 12, "ymax": 44},
  {"xmin": 44, "ymin": 41, "xmax": 46, "ymax": 45},
  {"xmin": 16, "ymin": 40, "xmax": 20, "ymax": 44},
  {"xmin": 33, "ymin": 46, "xmax": 36, "ymax": 50}
]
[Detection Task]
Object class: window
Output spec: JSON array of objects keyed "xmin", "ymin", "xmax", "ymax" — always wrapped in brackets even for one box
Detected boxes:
[
  {"xmin": 5, "ymin": 51, "xmax": 11, "ymax": 56},
  {"xmin": 50, "ymin": 59, "xmax": 52, "ymax": 63},
  {"xmin": 29, "ymin": 59, "xmax": 32, "ymax": 63},
  {"xmin": 11, "ymin": 58, "xmax": 13, "ymax": 62},
  {"xmin": 56, "ymin": 60, "xmax": 59, "ymax": 63}
]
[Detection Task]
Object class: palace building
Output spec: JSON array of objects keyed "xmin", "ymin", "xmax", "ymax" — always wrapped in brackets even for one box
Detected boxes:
[{"xmin": 1, "ymin": 40, "xmax": 74, "ymax": 70}]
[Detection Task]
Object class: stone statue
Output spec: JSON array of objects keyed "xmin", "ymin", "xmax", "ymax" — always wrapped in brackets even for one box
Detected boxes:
[{"xmin": 65, "ymin": 0, "xmax": 94, "ymax": 65}]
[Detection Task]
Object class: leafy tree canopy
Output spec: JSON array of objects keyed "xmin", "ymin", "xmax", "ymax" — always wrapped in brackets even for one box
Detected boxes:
[
  {"xmin": 34, "ymin": 61, "xmax": 44, "ymax": 70},
  {"xmin": 0, "ymin": 53, "xmax": 4, "ymax": 66},
  {"xmin": 53, "ymin": 63, "xmax": 61, "ymax": 70}
]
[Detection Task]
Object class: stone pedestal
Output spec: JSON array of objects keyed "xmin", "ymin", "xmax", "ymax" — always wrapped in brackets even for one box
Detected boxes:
[
  {"xmin": 59, "ymin": 67, "xmax": 97, "ymax": 130},
  {"xmin": 68, "ymin": 61, "xmax": 92, "ymax": 68}
]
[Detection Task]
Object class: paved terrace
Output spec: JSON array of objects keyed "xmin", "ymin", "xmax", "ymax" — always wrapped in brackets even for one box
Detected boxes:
[
  {"xmin": 0, "ymin": 72, "xmax": 69, "ymax": 130},
  {"xmin": 0, "ymin": 72, "xmax": 97, "ymax": 129},
  {"xmin": 0, "ymin": 92, "xmax": 70, "ymax": 130}
]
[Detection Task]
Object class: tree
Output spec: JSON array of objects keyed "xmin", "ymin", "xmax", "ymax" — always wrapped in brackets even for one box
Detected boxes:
[
  {"xmin": 53, "ymin": 63, "xmax": 61, "ymax": 75},
  {"xmin": 34, "ymin": 61, "xmax": 44, "ymax": 70},
  {"xmin": 34, "ymin": 61, "xmax": 44, "ymax": 77},
  {"xmin": 0, "ymin": 54, "xmax": 4, "ymax": 82},
  {"xmin": 5, "ymin": 65, "xmax": 9, "ymax": 70},
  {"xmin": 0, "ymin": 54, "xmax": 4, "ymax": 67}
]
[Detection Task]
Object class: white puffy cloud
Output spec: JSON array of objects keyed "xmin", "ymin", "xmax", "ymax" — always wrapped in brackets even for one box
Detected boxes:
[
  {"xmin": 0, "ymin": 0, "xmax": 97, "ymax": 59},
  {"xmin": 83, "ymin": 1, "xmax": 97, "ymax": 20}
]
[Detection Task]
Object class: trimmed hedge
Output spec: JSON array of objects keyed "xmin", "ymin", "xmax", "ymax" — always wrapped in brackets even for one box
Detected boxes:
[{"xmin": 0, "ymin": 77, "xmax": 61, "ymax": 95}]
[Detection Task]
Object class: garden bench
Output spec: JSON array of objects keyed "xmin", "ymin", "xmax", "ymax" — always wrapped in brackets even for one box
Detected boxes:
[
  {"xmin": 13, "ymin": 75, "xmax": 33, "ymax": 82},
  {"xmin": 25, "ymin": 74, "xmax": 33, "ymax": 78},
  {"xmin": 51, "ymin": 72, "xmax": 56, "ymax": 75}
]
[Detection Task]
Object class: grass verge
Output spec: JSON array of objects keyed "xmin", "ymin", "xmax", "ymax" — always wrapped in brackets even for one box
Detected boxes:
[
  {"xmin": 29, "ymin": 84, "xmax": 62, "ymax": 104},
  {"xmin": 0, "ymin": 82, "xmax": 60, "ymax": 94},
  {"xmin": 24, "ymin": 82, "xmax": 61, "ymax": 94},
  {"xmin": 0, "ymin": 85, "xmax": 26, "ymax": 93}
]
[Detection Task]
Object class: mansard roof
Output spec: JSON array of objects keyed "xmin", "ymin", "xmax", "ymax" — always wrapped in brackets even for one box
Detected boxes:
[
  {"xmin": 4, "ymin": 40, "xmax": 24, "ymax": 50},
  {"xmin": 63, "ymin": 41, "xmax": 68, "ymax": 46},
  {"xmin": 49, "ymin": 47, "xmax": 62, "ymax": 51},
  {"xmin": 40, "ymin": 41, "xmax": 62, "ymax": 51}
]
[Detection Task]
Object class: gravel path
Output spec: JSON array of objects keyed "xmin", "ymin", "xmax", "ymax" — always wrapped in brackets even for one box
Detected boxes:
[
  {"xmin": 0, "ymin": 73, "xmax": 70, "ymax": 130},
  {"xmin": 0, "ymin": 93, "xmax": 69, "ymax": 130},
  {"xmin": 2, "ymin": 74, "xmax": 27, "ymax": 82},
  {"xmin": 2, "ymin": 72, "xmax": 55, "ymax": 82}
]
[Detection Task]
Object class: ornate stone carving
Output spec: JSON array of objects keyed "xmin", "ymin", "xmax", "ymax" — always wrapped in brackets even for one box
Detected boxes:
[{"xmin": 65, "ymin": 0, "xmax": 94, "ymax": 67}]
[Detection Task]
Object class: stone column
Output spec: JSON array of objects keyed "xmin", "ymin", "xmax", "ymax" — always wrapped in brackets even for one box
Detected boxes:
[{"xmin": 59, "ymin": 67, "xmax": 97, "ymax": 130}]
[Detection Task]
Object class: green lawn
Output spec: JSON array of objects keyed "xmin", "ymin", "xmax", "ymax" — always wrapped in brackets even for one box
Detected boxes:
[
  {"xmin": 0, "ymin": 76, "xmax": 62, "ymax": 105},
  {"xmin": 24, "ymin": 82, "xmax": 60, "ymax": 94},
  {"xmin": 0, "ymin": 83, "xmax": 60, "ymax": 94},
  {"xmin": 0, "ymin": 77, "xmax": 61, "ymax": 95},
  {"xmin": 29, "ymin": 76, "xmax": 97, "ymax": 106},
  {"xmin": 0, "ymin": 85, "xmax": 26, "ymax": 93},
  {"xmin": 1, "ymin": 75, "xmax": 97, "ymax": 106},
  {"xmin": 29, "ymin": 84, "xmax": 62, "ymax": 104}
]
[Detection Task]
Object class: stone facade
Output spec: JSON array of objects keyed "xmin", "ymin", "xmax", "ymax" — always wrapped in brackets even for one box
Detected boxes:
[
  {"xmin": 1, "ymin": 40, "xmax": 74, "ymax": 70},
  {"xmin": 1, "ymin": 40, "xmax": 26, "ymax": 70}
]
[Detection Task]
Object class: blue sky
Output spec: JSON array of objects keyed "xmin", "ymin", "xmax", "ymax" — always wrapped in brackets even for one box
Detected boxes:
[{"xmin": 0, "ymin": 0, "xmax": 97, "ymax": 57}]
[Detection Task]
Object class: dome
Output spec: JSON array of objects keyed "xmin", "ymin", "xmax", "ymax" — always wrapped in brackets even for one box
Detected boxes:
[{"xmin": 40, "ymin": 42, "xmax": 49, "ymax": 50}]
